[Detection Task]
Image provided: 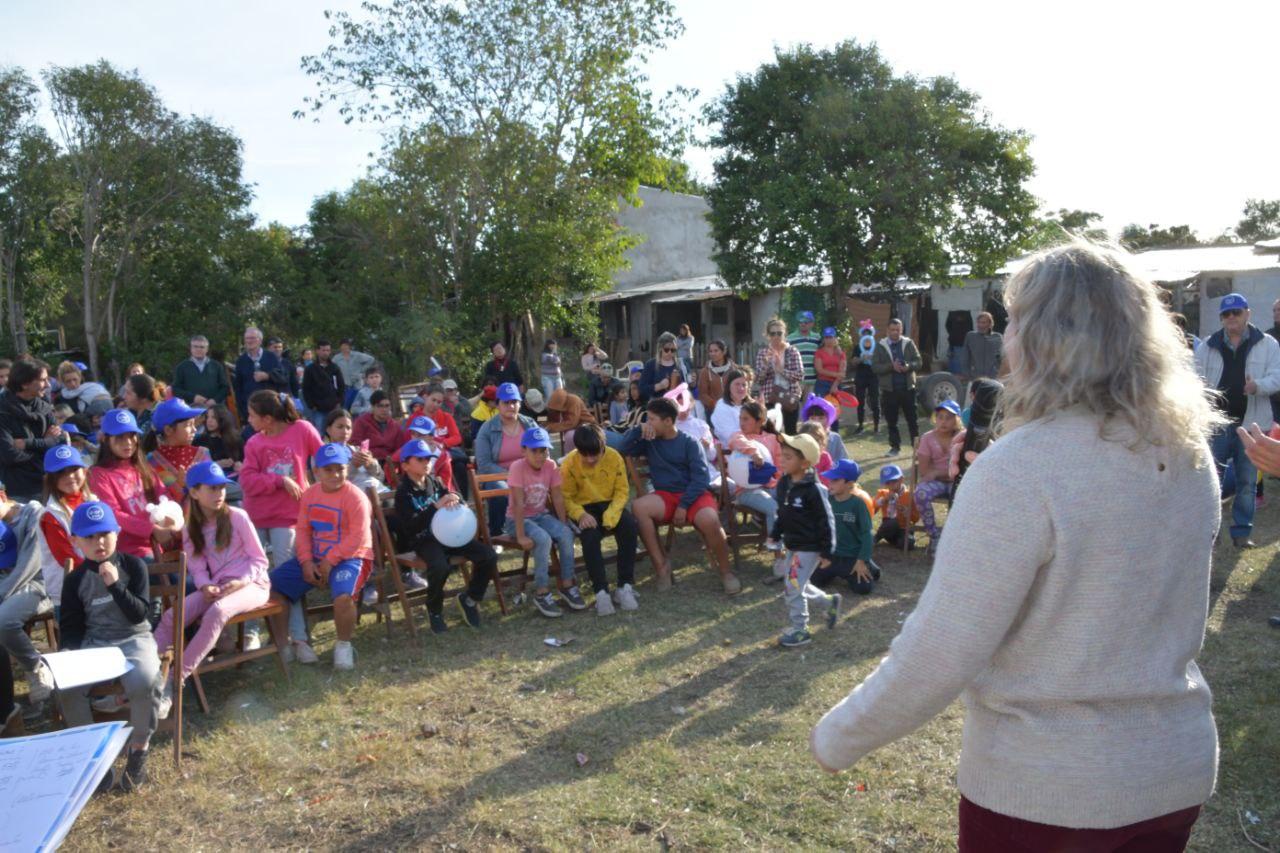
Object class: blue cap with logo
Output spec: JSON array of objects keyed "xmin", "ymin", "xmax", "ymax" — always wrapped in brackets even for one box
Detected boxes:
[
  {"xmin": 71, "ymin": 501, "xmax": 121, "ymax": 537},
  {"xmin": 186, "ymin": 460, "xmax": 232, "ymax": 488},
  {"xmin": 43, "ymin": 444, "xmax": 86, "ymax": 473},
  {"xmin": 521, "ymin": 426, "xmax": 553, "ymax": 449},
  {"xmin": 407, "ymin": 415, "xmax": 436, "ymax": 435},
  {"xmin": 60, "ymin": 423, "xmax": 82, "ymax": 437},
  {"xmin": 820, "ymin": 458, "xmax": 862, "ymax": 483},
  {"xmin": 879, "ymin": 464, "xmax": 904, "ymax": 484},
  {"xmin": 935, "ymin": 399, "xmax": 962, "ymax": 417},
  {"xmin": 0, "ymin": 520, "xmax": 17, "ymax": 570},
  {"xmin": 313, "ymin": 443, "xmax": 353, "ymax": 468},
  {"xmin": 821, "ymin": 326, "xmax": 838, "ymax": 339},
  {"xmin": 101, "ymin": 409, "xmax": 142, "ymax": 436},
  {"xmin": 798, "ymin": 310, "xmax": 815, "ymax": 323},
  {"xmin": 1219, "ymin": 293, "xmax": 1249, "ymax": 314},
  {"xmin": 400, "ymin": 439, "xmax": 439, "ymax": 460},
  {"xmin": 151, "ymin": 397, "xmax": 204, "ymax": 431},
  {"xmin": 496, "ymin": 382, "xmax": 522, "ymax": 402}
]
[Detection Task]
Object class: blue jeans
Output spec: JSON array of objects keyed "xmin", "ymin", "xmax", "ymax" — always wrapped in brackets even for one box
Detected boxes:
[
  {"xmin": 504, "ymin": 514, "xmax": 576, "ymax": 590},
  {"xmin": 1211, "ymin": 424, "xmax": 1256, "ymax": 539}
]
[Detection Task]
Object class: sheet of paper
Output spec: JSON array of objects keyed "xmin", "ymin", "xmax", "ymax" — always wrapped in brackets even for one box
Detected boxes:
[
  {"xmin": 40, "ymin": 647, "xmax": 134, "ymax": 691},
  {"xmin": 0, "ymin": 722, "xmax": 130, "ymax": 852}
]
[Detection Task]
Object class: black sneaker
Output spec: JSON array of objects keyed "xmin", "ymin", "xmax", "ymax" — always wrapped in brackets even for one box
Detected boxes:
[
  {"xmin": 560, "ymin": 586, "xmax": 588, "ymax": 611},
  {"xmin": 826, "ymin": 594, "xmax": 842, "ymax": 630},
  {"xmin": 1269, "ymin": 615, "xmax": 1280, "ymax": 628},
  {"xmin": 869, "ymin": 562, "xmax": 882, "ymax": 581},
  {"xmin": 120, "ymin": 749, "xmax": 149, "ymax": 793},
  {"xmin": 429, "ymin": 612, "xmax": 448, "ymax": 634},
  {"xmin": 533, "ymin": 592, "xmax": 563, "ymax": 618},
  {"xmin": 456, "ymin": 593, "xmax": 481, "ymax": 629}
]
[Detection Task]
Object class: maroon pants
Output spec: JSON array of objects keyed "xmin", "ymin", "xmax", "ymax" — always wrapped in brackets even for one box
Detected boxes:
[{"xmin": 959, "ymin": 796, "xmax": 1201, "ymax": 853}]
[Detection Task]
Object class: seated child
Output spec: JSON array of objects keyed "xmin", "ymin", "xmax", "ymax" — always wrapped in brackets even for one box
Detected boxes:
[
  {"xmin": 607, "ymin": 383, "xmax": 630, "ymax": 429},
  {"xmin": 58, "ymin": 501, "xmax": 164, "ymax": 792},
  {"xmin": 153, "ymin": 461, "xmax": 271, "ymax": 706},
  {"xmin": 350, "ymin": 366, "xmax": 384, "ymax": 416},
  {"xmin": 815, "ymin": 459, "xmax": 880, "ymax": 594},
  {"xmin": 766, "ymin": 433, "xmax": 841, "ymax": 648},
  {"xmin": 269, "ymin": 443, "xmax": 373, "ymax": 671},
  {"xmin": 796, "ymin": 420, "xmax": 834, "ymax": 475},
  {"xmin": 873, "ymin": 464, "xmax": 919, "ymax": 550},
  {"xmin": 559, "ymin": 424, "xmax": 639, "ymax": 615},
  {"xmin": 394, "ymin": 438, "xmax": 497, "ymax": 633},
  {"xmin": 0, "ymin": 471, "xmax": 55, "ymax": 704},
  {"xmin": 505, "ymin": 427, "xmax": 583, "ymax": 618},
  {"xmin": 801, "ymin": 394, "xmax": 848, "ymax": 463},
  {"xmin": 469, "ymin": 385, "xmax": 500, "ymax": 441}
]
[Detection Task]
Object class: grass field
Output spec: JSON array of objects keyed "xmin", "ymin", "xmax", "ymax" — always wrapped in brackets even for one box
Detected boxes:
[{"xmin": 50, "ymin": 430, "xmax": 1280, "ymax": 851}]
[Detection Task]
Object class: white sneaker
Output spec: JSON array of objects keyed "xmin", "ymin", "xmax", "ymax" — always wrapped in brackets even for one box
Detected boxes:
[
  {"xmin": 333, "ymin": 641, "xmax": 355, "ymax": 671},
  {"xmin": 402, "ymin": 571, "xmax": 428, "ymax": 590},
  {"xmin": 156, "ymin": 681, "xmax": 173, "ymax": 720},
  {"xmin": 92, "ymin": 694, "xmax": 126, "ymax": 713},
  {"xmin": 280, "ymin": 643, "xmax": 295, "ymax": 664},
  {"xmin": 595, "ymin": 592, "xmax": 616, "ymax": 616},
  {"xmin": 242, "ymin": 628, "xmax": 262, "ymax": 651},
  {"xmin": 292, "ymin": 641, "xmax": 320, "ymax": 665},
  {"xmin": 613, "ymin": 584, "xmax": 639, "ymax": 611},
  {"xmin": 361, "ymin": 585, "xmax": 380, "ymax": 607},
  {"xmin": 28, "ymin": 661, "xmax": 54, "ymax": 703}
]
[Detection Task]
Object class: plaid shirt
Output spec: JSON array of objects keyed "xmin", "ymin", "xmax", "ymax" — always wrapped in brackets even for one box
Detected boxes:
[{"xmin": 754, "ymin": 345, "xmax": 805, "ymax": 407}]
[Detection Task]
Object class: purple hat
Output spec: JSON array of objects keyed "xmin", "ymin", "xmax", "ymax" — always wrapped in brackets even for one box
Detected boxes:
[{"xmin": 800, "ymin": 393, "xmax": 838, "ymax": 428}]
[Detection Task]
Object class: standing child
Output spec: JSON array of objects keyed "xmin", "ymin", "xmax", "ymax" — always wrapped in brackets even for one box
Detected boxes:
[
  {"xmin": 540, "ymin": 340, "xmax": 564, "ymax": 402},
  {"xmin": 153, "ymin": 461, "xmax": 271, "ymax": 704},
  {"xmin": 505, "ymin": 427, "xmax": 583, "ymax": 618},
  {"xmin": 767, "ymin": 433, "xmax": 841, "ymax": 648},
  {"xmin": 268, "ymin": 444, "xmax": 372, "ymax": 670},
  {"xmin": 146, "ymin": 397, "xmax": 212, "ymax": 497},
  {"xmin": 393, "ymin": 439, "xmax": 497, "ymax": 633},
  {"xmin": 349, "ymin": 367, "xmax": 384, "ymax": 417},
  {"xmin": 814, "ymin": 459, "xmax": 880, "ymax": 594},
  {"xmin": 873, "ymin": 465, "xmax": 919, "ymax": 550},
  {"xmin": 58, "ymin": 501, "xmax": 164, "ymax": 792}
]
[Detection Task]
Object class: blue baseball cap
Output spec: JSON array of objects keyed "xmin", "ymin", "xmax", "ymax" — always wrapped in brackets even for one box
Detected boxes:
[
  {"xmin": 820, "ymin": 459, "xmax": 862, "ymax": 483},
  {"xmin": 151, "ymin": 398, "xmax": 205, "ymax": 431},
  {"xmin": 1219, "ymin": 293, "xmax": 1249, "ymax": 314},
  {"xmin": 521, "ymin": 427, "xmax": 553, "ymax": 449},
  {"xmin": 60, "ymin": 423, "xmax": 82, "ymax": 436},
  {"xmin": 71, "ymin": 501, "xmax": 120, "ymax": 537},
  {"xmin": 935, "ymin": 399, "xmax": 962, "ymax": 417},
  {"xmin": 313, "ymin": 443, "xmax": 353, "ymax": 468},
  {"xmin": 407, "ymin": 415, "xmax": 436, "ymax": 435},
  {"xmin": 43, "ymin": 444, "xmax": 86, "ymax": 473},
  {"xmin": 186, "ymin": 460, "xmax": 232, "ymax": 488},
  {"xmin": 879, "ymin": 464, "xmax": 904, "ymax": 484},
  {"xmin": 101, "ymin": 409, "xmax": 142, "ymax": 436},
  {"xmin": 821, "ymin": 326, "xmax": 838, "ymax": 339},
  {"xmin": 72, "ymin": 361, "xmax": 88, "ymax": 372},
  {"xmin": 496, "ymin": 382, "xmax": 522, "ymax": 402},
  {"xmin": 400, "ymin": 439, "xmax": 438, "ymax": 460},
  {"xmin": 0, "ymin": 521, "xmax": 16, "ymax": 570},
  {"xmin": 798, "ymin": 310, "xmax": 815, "ymax": 323}
]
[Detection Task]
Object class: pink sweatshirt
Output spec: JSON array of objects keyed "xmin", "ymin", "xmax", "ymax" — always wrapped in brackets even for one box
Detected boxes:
[
  {"xmin": 917, "ymin": 429, "xmax": 955, "ymax": 484},
  {"xmin": 295, "ymin": 481, "xmax": 373, "ymax": 565},
  {"xmin": 240, "ymin": 419, "xmax": 324, "ymax": 529},
  {"xmin": 88, "ymin": 458, "xmax": 159, "ymax": 559},
  {"xmin": 183, "ymin": 506, "xmax": 271, "ymax": 589}
]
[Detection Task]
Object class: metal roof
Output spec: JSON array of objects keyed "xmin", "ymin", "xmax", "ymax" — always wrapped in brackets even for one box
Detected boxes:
[
  {"xmin": 997, "ymin": 244, "xmax": 1280, "ymax": 281},
  {"xmin": 591, "ymin": 274, "xmax": 725, "ymax": 303},
  {"xmin": 651, "ymin": 288, "xmax": 735, "ymax": 304}
]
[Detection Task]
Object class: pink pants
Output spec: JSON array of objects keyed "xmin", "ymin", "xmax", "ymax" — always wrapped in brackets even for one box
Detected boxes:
[{"xmin": 153, "ymin": 582, "xmax": 271, "ymax": 680}]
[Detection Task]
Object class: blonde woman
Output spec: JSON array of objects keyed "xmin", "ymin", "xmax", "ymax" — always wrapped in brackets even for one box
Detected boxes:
[
  {"xmin": 754, "ymin": 318, "xmax": 804, "ymax": 434},
  {"xmin": 811, "ymin": 243, "xmax": 1223, "ymax": 849}
]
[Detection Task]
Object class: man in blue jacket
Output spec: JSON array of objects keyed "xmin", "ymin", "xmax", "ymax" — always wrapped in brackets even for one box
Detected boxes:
[
  {"xmin": 616, "ymin": 397, "xmax": 738, "ymax": 595},
  {"xmin": 233, "ymin": 326, "xmax": 289, "ymax": 420}
]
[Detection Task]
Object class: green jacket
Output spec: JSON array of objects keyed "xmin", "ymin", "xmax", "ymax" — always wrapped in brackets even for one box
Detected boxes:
[
  {"xmin": 172, "ymin": 357, "xmax": 230, "ymax": 406},
  {"xmin": 871, "ymin": 336, "xmax": 922, "ymax": 389}
]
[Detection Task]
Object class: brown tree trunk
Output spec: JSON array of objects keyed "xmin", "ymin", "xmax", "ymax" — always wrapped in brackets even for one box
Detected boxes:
[{"xmin": 82, "ymin": 197, "xmax": 99, "ymax": 377}]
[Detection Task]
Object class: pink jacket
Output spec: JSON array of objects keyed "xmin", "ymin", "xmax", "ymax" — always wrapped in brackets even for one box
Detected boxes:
[
  {"xmin": 88, "ymin": 459, "xmax": 160, "ymax": 559},
  {"xmin": 183, "ymin": 506, "xmax": 270, "ymax": 589},
  {"xmin": 240, "ymin": 420, "xmax": 324, "ymax": 529}
]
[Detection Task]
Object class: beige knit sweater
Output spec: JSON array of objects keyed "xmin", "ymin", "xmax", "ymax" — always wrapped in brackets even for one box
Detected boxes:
[{"xmin": 811, "ymin": 411, "xmax": 1220, "ymax": 828}]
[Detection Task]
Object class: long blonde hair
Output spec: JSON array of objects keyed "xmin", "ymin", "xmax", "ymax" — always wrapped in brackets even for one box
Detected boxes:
[{"xmin": 999, "ymin": 241, "xmax": 1223, "ymax": 460}]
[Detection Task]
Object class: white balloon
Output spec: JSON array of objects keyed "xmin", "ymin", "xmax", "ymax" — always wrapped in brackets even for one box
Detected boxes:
[{"xmin": 430, "ymin": 504, "xmax": 478, "ymax": 548}]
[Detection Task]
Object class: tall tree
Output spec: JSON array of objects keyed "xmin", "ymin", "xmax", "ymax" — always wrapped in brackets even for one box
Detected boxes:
[
  {"xmin": 1023, "ymin": 208, "xmax": 1109, "ymax": 250},
  {"xmin": 705, "ymin": 41, "xmax": 1038, "ymax": 302},
  {"xmin": 1119, "ymin": 223, "xmax": 1201, "ymax": 251},
  {"xmin": 1237, "ymin": 199, "xmax": 1280, "ymax": 243}
]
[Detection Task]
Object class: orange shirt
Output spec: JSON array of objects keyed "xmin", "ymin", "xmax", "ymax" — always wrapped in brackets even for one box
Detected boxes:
[
  {"xmin": 295, "ymin": 481, "xmax": 373, "ymax": 565},
  {"xmin": 874, "ymin": 486, "xmax": 920, "ymax": 524}
]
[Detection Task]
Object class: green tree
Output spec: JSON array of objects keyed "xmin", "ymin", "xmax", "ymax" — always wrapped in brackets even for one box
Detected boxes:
[
  {"xmin": 705, "ymin": 41, "xmax": 1037, "ymax": 302},
  {"xmin": 1236, "ymin": 199, "xmax": 1280, "ymax": 243},
  {"xmin": 1119, "ymin": 223, "xmax": 1201, "ymax": 251},
  {"xmin": 1023, "ymin": 208, "xmax": 1109, "ymax": 250}
]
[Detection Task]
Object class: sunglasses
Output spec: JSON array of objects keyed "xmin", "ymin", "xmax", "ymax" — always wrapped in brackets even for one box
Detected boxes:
[
  {"xmin": 1221, "ymin": 309, "xmax": 1245, "ymax": 318},
  {"xmin": 662, "ymin": 346, "xmax": 676, "ymax": 353},
  {"xmin": 768, "ymin": 330, "xmax": 784, "ymax": 337}
]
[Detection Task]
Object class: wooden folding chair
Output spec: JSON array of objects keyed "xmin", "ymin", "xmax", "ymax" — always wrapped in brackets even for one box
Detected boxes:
[
  {"xmin": 23, "ymin": 605, "xmax": 59, "ymax": 653},
  {"xmin": 623, "ymin": 455, "xmax": 680, "ymax": 562},
  {"xmin": 715, "ymin": 452, "xmax": 768, "ymax": 574},
  {"xmin": 468, "ymin": 469, "xmax": 533, "ymax": 614}
]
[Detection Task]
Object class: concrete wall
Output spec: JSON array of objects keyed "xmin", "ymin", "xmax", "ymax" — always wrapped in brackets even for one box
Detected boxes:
[
  {"xmin": 1197, "ymin": 269, "xmax": 1280, "ymax": 339},
  {"xmin": 930, "ymin": 278, "xmax": 998, "ymax": 359},
  {"xmin": 615, "ymin": 186, "xmax": 718, "ymax": 290}
]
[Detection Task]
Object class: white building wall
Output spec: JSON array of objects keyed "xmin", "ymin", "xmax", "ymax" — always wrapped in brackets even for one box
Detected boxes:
[
  {"xmin": 614, "ymin": 187, "xmax": 718, "ymax": 290},
  {"xmin": 1197, "ymin": 269, "xmax": 1280, "ymax": 339}
]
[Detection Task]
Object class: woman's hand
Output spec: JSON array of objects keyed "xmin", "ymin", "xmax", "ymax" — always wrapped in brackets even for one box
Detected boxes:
[{"xmin": 1239, "ymin": 423, "xmax": 1280, "ymax": 478}]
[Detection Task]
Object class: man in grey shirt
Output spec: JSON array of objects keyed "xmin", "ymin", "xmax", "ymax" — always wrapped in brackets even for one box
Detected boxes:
[{"xmin": 962, "ymin": 311, "xmax": 1003, "ymax": 380}]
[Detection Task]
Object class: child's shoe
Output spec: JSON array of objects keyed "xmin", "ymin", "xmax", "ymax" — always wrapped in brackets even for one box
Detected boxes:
[
  {"xmin": 27, "ymin": 661, "xmax": 54, "ymax": 703},
  {"xmin": 595, "ymin": 592, "xmax": 615, "ymax": 616},
  {"xmin": 779, "ymin": 629, "xmax": 812, "ymax": 648},
  {"xmin": 361, "ymin": 585, "xmax": 380, "ymax": 607},
  {"xmin": 456, "ymin": 592, "xmax": 482, "ymax": 629},
  {"xmin": 826, "ymin": 594, "xmax": 842, "ymax": 630},
  {"xmin": 157, "ymin": 680, "xmax": 174, "ymax": 720},
  {"xmin": 292, "ymin": 640, "xmax": 320, "ymax": 665},
  {"xmin": 403, "ymin": 571, "xmax": 429, "ymax": 590},
  {"xmin": 721, "ymin": 573, "xmax": 742, "ymax": 595},
  {"xmin": 242, "ymin": 626, "xmax": 262, "ymax": 651},
  {"xmin": 333, "ymin": 640, "xmax": 355, "ymax": 671},
  {"xmin": 429, "ymin": 612, "xmax": 449, "ymax": 634},
  {"xmin": 91, "ymin": 694, "xmax": 126, "ymax": 714},
  {"xmin": 613, "ymin": 584, "xmax": 639, "ymax": 611},
  {"xmin": 533, "ymin": 592, "xmax": 562, "ymax": 618},
  {"xmin": 561, "ymin": 586, "xmax": 588, "ymax": 611},
  {"xmin": 120, "ymin": 749, "xmax": 149, "ymax": 792}
]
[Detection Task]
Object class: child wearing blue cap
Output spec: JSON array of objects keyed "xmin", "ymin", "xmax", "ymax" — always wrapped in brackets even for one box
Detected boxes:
[
  {"xmin": 816, "ymin": 459, "xmax": 880, "ymax": 594},
  {"xmin": 88, "ymin": 409, "xmax": 173, "ymax": 561},
  {"xmin": 873, "ymin": 465, "xmax": 919, "ymax": 550},
  {"xmin": 269, "ymin": 444, "xmax": 373, "ymax": 670},
  {"xmin": 504, "ymin": 426, "xmax": 583, "ymax": 618},
  {"xmin": 913, "ymin": 400, "xmax": 962, "ymax": 556},
  {"xmin": 0, "ymin": 473, "xmax": 56, "ymax": 713},
  {"xmin": 58, "ymin": 501, "xmax": 164, "ymax": 792},
  {"xmin": 145, "ymin": 397, "xmax": 212, "ymax": 494},
  {"xmin": 37, "ymin": 445, "xmax": 96, "ymax": 619}
]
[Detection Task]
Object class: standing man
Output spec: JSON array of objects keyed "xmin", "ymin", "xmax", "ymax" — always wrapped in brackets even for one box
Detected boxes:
[
  {"xmin": 302, "ymin": 339, "xmax": 346, "ymax": 432},
  {"xmin": 1195, "ymin": 293, "xmax": 1280, "ymax": 548},
  {"xmin": 482, "ymin": 342, "xmax": 524, "ymax": 392},
  {"xmin": 962, "ymin": 311, "xmax": 1003, "ymax": 383},
  {"xmin": 332, "ymin": 339, "xmax": 376, "ymax": 409},
  {"xmin": 172, "ymin": 335, "xmax": 230, "ymax": 408},
  {"xmin": 233, "ymin": 327, "xmax": 288, "ymax": 419},
  {"xmin": 266, "ymin": 338, "xmax": 300, "ymax": 399},
  {"xmin": 872, "ymin": 319, "xmax": 923, "ymax": 458},
  {"xmin": 787, "ymin": 310, "xmax": 823, "ymax": 394},
  {"xmin": 1266, "ymin": 299, "xmax": 1280, "ymax": 425}
]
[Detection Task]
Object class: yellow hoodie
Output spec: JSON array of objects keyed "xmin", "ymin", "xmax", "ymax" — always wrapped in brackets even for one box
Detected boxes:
[{"xmin": 561, "ymin": 447, "xmax": 630, "ymax": 529}]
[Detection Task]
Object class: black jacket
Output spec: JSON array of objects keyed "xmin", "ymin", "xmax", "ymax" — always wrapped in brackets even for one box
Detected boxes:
[
  {"xmin": 394, "ymin": 474, "xmax": 453, "ymax": 552},
  {"xmin": 303, "ymin": 360, "xmax": 346, "ymax": 414},
  {"xmin": 234, "ymin": 349, "xmax": 290, "ymax": 415},
  {"xmin": 59, "ymin": 554, "xmax": 152, "ymax": 650},
  {"xmin": 771, "ymin": 471, "xmax": 837, "ymax": 558},
  {"xmin": 482, "ymin": 358, "xmax": 524, "ymax": 389},
  {"xmin": 0, "ymin": 392, "xmax": 57, "ymax": 499}
]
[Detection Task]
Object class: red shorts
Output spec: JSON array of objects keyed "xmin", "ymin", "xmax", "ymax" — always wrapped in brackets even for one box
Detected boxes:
[{"xmin": 652, "ymin": 489, "xmax": 718, "ymax": 524}]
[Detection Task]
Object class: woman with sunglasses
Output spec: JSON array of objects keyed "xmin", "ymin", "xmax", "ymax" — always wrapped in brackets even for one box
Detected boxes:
[
  {"xmin": 754, "ymin": 318, "xmax": 805, "ymax": 434},
  {"xmin": 637, "ymin": 331, "xmax": 689, "ymax": 403},
  {"xmin": 474, "ymin": 382, "xmax": 539, "ymax": 534}
]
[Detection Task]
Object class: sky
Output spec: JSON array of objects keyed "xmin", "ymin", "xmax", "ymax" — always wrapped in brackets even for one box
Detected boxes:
[{"xmin": 4, "ymin": 0, "xmax": 1278, "ymax": 239}]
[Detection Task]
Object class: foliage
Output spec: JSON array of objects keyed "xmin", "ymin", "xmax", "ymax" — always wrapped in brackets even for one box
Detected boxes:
[
  {"xmin": 705, "ymin": 41, "xmax": 1038, "ymax": 302},
  {"xmin": 1023, "ymin": 208, "xmax": 1109, "ymax": 249},
  {"xmin": 1118, "ymin": 222, "xmax": 1201, "ymax": 251},
  {"xmin": 1236, "ymin": 198, "xmax": 1280, "ymax": 243}
]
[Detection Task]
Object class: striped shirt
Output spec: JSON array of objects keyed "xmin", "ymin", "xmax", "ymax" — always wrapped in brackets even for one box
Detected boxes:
[{"xmin": 788, "ymin": 332, "xmax": 823, "ymax": 382}]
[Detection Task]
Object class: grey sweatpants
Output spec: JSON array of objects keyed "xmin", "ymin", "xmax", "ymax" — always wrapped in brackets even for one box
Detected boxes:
[
  {"xmin": 0, "ymin": 587, "xmax": 46, "ymax": 672},
  {"xmin": 59, "ymin": 633, "xmax": 163, "ymax": 749},
  {"xmin": 783, "ymin": 551, "xmax": 833, "ymax": 632}
]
